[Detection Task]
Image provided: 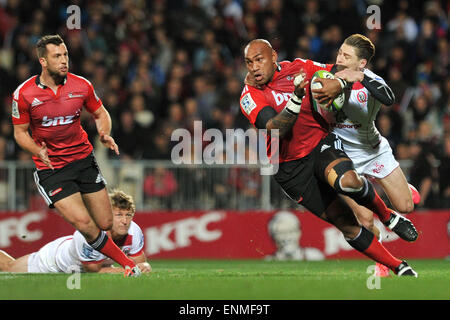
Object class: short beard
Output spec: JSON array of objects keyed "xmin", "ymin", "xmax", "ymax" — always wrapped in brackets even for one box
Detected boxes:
[{"xmin": 48, "ymin": 68, "xmax": 66, "ymax": 85}]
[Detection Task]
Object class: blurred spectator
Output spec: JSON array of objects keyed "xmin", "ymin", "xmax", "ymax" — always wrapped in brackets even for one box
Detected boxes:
[
  {"xmin": 113, "ymin": 110, "xmax": 146, "ymax": 159},
  {"xmin": 143, "ymin": 132, "xmax": 172, "ymax": 161},
  {"xmin": 376, "ymin": 113, "xmax": 401, "ymax": 151},
  {"xmin": 386, "ymin": 10, "xmax": 418, "ymax": 43},
  {"xmin": 143, "ymin": 166, "xmax": 178, "ymax": 209},
  {"xmin": 438, "ymin": 136, "xmax": 450, "ymax": 208},
  {"xmin": 409, "ymin": 141, "xmax": 439, "ymax": 209}
]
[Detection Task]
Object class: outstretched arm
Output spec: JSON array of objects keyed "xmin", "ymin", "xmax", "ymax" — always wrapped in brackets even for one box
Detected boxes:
[
  {"xmin": 82, "ymin": 253, "xmax": 151, "ymax": 274},
  {"xmin": 335, "ymin": 69, "xmax": 395, "ymax": 106},
  {"xmin": 97, "ymin": 261, "xmax": 151, "ymax": 274}
]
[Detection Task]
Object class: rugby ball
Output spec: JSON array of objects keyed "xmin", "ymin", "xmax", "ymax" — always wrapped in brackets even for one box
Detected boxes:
[{"xmin": 310, "ymin": 70, "xmax": 345, "ymax": 112}]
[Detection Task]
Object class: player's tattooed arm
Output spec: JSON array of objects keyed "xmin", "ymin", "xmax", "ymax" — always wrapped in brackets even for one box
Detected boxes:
[
  {"xmin": 262, "ymin": 73, "xmax": 308, "ymax": 138},
  {"xmin": 266, "ymin": 108, "xmax": 298, "ymax": 138}
]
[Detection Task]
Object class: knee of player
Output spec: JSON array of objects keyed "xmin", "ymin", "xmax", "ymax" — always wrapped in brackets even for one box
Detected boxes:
[
  {"xmin": 357, "ymin": 214, "xmax": 374, "ymax": 231},
  {"xmin": 73, "ymin": 216, "xmax": 94, "ymax": 231},
  {"xmin": 339, "ymin": 225, "xmax": 361, "ymax": 240},
  {"xmin": 97, "ymin": 218, "xmax": 113, "ymax": 231},
  {"xmin": 338, "ymin": 171, "xmax": 364, "ymax": 192}
]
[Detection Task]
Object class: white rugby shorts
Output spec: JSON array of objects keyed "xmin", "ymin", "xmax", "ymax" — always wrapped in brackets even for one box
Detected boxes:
[{"xmin": 342, "ymin": 136, "xmax": 399, "ymax": 179}]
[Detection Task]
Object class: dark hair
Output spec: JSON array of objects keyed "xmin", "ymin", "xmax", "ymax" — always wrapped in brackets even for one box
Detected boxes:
[
  {"xmin": 344, "ymin": 34, "xmax": 375, "ymax": 63},
  {"xmin": 36, "ymin": 35, "xmax": 64, "ymax": 58}
]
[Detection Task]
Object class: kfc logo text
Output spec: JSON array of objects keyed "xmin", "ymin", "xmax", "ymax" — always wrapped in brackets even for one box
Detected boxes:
[
  {"xmin": 145, "ymin": 212, "xmax": 225, "ymax": 255},
  {"xmin": 0, "ymin": 212, "xmax": 45, "ymax": 247}
]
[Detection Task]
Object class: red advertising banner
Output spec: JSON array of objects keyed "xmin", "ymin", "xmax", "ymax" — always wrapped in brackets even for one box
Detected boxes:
[{"xmin": 1, "ymin": 210, "xmax": 449, "ymax": 260}]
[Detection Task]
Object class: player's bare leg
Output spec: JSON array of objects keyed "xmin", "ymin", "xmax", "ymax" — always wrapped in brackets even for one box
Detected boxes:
[
  {"xmin": 81, "ymin": 188, "xmax": 113, "ymax": 231},
  {"xmin": 341, "ymin": 195, "xmax": 390, "ymax": 277},
  {"xmin": 54, "ymin": 192, "xmax": 139, "ymax": 276},
  {"xmin": 319, "ymin": 197, "xmax": 361, "ymax": 239},
  {"xmin": 325, "ymin": 158, "xmax": 418, "ymax": 242},
  {"xmin": 53, "ymin": 192, "xmax": 103, "ymax": 242},
  {"xmin": 0, "ymin": 254, "xmax": 29, "ymax": 272},
  {"xmin": 341, "ymin": 195, "xmax": 380, "ymax": 239},
  {"xmin": 376, "ymin": 166, "xmax": 414, "ymax": 214},
  {"xmin": 0, "ymin": 250, "xmax": 15, "ymax": 271}
]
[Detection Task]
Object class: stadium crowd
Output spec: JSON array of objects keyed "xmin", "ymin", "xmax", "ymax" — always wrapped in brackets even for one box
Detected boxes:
[{"xmin": 0, "ymin": 0, "xmax": 448, "ymax": 209}]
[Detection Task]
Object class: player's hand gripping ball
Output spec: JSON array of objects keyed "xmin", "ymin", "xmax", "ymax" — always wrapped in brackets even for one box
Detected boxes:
[{"xmin": 310, "ymin": 70, "xmax": 345, "ymax": 112}]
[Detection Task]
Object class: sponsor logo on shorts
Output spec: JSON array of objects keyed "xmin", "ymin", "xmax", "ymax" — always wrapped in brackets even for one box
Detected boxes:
[
  {"xmin": 372, "ymin": 162, "xmax": 385, "ymax": 174},
  {"xmin": 48, "ymin": 187, "xmax": 62, "ymax": 197},
  {"xmin": 95, "ymin": 173, "xmax": 107, "ymax": 184}
]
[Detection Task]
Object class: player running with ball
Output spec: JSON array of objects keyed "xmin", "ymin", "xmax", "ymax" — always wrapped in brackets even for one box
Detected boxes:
[
  {"xmin": 322, "ymin": 34, "xmax": 421, "ymax": 276},
  {"xmin": 11, "ymin": 35, "xmax": 141, "ymax": 277},
  {"xmin": 240, "ymin": 39, "xmax": 418, "ymax": 276}
]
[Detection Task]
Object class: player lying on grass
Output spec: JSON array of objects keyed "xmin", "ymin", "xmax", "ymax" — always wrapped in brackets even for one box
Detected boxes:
[
  {"xmin": 0, "ymin": 190, "xmax": 151, "ymax": 274},
  {"xmin": 326, "ymin": 34, "xmax": 421, "ymax": 276},
  {"xmin": 240, "ymin": 39, "xmax": 417, "ymax": 276}
]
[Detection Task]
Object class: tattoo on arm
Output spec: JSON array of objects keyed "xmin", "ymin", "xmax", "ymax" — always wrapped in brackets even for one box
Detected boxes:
[{"xmin": 266, "ymin": 108, "xmax": 298, "ymax": 138}]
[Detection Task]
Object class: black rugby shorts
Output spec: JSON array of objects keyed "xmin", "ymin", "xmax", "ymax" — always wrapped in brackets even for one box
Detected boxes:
[
  {"xmin": 274, "ymin": 133, "xmax": 350, "ymax": 216},
  {"xmin": 33, "ymin": 152, "xmax": 107, "ymax": 208}
]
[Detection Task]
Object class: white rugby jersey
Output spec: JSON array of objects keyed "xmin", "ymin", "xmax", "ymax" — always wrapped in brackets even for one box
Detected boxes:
[
  {"xmin": 48, "ymin": 221, "xmax": 144, "ymax": 273},
  {"xmin": 330, "ymin": 69, "xmax": 388, "ymax": 148}
]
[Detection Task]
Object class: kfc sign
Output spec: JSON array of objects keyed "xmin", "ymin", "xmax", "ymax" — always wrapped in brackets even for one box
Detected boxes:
[
  {"xmin": 1, "ymin": 210, "xmax": 449, "ymax": 260},
  {"xmin": 144, "ymin": 212, "xmax": 225, "ymax": 255},
  {"xmin": 0, "ymin": 212, "xmax": 45, "ymax": 247}
]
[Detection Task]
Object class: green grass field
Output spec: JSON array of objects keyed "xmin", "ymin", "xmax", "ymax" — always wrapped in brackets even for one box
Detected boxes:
[{"xmin": 1, "ymin": 259, "xmax": 449, "ymax": 300}]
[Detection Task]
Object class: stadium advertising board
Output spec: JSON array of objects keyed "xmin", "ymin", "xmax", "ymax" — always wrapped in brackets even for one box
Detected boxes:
[{"xmin": 1, "ymin": 210, "xmax": 449, "ymax": 260}]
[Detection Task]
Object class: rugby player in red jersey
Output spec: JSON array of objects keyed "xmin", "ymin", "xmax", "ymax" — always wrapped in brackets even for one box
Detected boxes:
[
  {"xmin": 240, "ymin": 39, "xmax": 417, "ymax": 276},
  {"xmin": 11, "ymin": 35, "xmax": 141, "ymax": 277}
]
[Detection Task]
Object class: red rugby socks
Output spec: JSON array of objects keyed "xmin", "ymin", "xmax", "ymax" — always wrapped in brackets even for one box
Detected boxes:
[
  {"xmin": 347, "ymin": 227, "xmax": 402, "ymax": 270},
  {"xmin": 88, "ymin": 231, "xmax": 136, "ymax": 269}
]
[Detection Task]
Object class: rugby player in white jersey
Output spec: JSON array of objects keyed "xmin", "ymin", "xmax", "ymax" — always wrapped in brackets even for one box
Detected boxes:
[
  {"xmin": 323, "ymin": 34, "xmax": 420, "ymax": 276},
  {"xmin": 0, "ymin": 190, "xmax": 151, "ymax": 274}
]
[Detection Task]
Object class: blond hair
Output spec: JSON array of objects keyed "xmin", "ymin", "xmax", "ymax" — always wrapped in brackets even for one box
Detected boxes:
[{"xmin": 109, "ymin": 189, "xmax": 136, "ymax": 214}]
